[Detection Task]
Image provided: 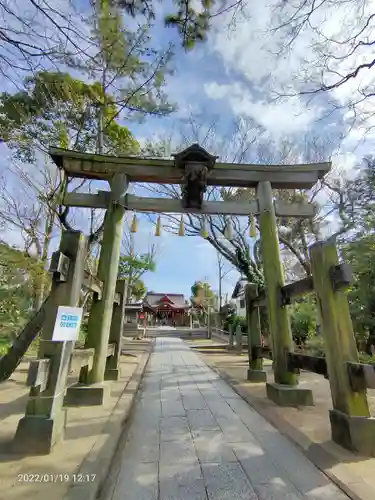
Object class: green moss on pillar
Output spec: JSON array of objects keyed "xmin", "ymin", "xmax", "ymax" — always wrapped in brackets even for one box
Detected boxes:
[
  {"xmin": 309, "ymin": 239, "xmax": 375, "ymax": 454},
  {"xmin": 245, "ymin": 284, "xmax": 263, "ymax": 371},
  {"xmin": 83, "ymin": 174, "xmax": 128, "ymax": 385},
  {"xmin": 257, "ymin": 181, "xmax": 297, "ymax": 386},
  {"xmin": 309, "ymin": 240, "xmax": 370, "ymax": 417},
  {"xmin": 105, "ymin": 279, "xmax": 127, "ymax": 381},
  {"xmin": 245, "ymin": 284, "xmax": 267, "ymax": 382}
]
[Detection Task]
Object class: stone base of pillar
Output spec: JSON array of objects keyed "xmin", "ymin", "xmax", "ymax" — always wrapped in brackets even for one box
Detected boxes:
[
  {"xmin": 13, "ymin": 410, "xmax": 67, "ymax": 455},
  {"xmin": 64, "ymin": 382, "xmax": 110, "ymax": 406},
  {"xmin": 266, "ymin": 382, "xmax": 314, "ymax": 407},
  {"xmin": 104, "ymin": 368, "xmax": 121, "ymax": 381},
  {"xmin": 330, "ymin": 409, "xmax": 375, "ymax": 456},
  {"xmin": 247, "ymin": 369, "xmax": 267, "ymax": 383}
]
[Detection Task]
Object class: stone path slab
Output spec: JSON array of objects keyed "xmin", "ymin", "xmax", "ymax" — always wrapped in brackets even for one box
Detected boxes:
[{"xmin": 106, "ymin": 338, "xmax": 349, "ymax": 500}]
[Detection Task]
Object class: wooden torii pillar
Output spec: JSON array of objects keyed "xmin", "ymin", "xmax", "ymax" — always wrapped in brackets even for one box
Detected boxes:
[{"xmin": 50, "ymin": 143, "xmax": 331, "ymax": 406}]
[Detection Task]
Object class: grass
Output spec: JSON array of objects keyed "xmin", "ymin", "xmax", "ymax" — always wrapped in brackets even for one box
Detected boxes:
[
  {"xmin": 301, "ymin": 336, "xmax": 375, "ymax": 364},
  {"xmin": 0, "ymin": 334, "xmax": 39, "ymax": 357},
  {"xmin": 0, "ymin": 336, "xmax": 9, "ymax": 356},
  {"xmin": 359, "ymin": 352, "xmax": 375, "ymax": 364},
  {"xmin": 25, "ymin": 338, "xmax": 39, "ymax": 357}
]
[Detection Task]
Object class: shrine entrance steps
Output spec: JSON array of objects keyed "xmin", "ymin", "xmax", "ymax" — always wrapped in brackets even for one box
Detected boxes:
[{"xmin": 144, "ymin": 328, "xmax": 208, "ymax": 339}]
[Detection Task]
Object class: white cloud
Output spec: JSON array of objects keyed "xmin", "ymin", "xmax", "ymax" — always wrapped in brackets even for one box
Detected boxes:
[
  {"xmin": 202, "ymin": 2, "xmax": 324, "ymax": 136},
  {"xmin": 210, "ymin": 3, "xmax": 285, "ymax": 85},
  {"xmin": 205, "ymin": 82, "xmax": 322, "ymax": 137},
  {"xmin": 203, "ymin": 0, "xmax": 375, "ymax": 151},
  {"xmin": 331, "ymin": 150, "xmax": 357, "ymax": 174},
  {"xmin": 204, "ymin": 82, "xmax": 230, "ymax": 101}
]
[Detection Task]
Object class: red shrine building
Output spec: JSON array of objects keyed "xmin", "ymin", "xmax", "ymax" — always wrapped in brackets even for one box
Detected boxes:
[{"xmin": 142, "ymin": 292, "xmax": 191, "ymax": 326}]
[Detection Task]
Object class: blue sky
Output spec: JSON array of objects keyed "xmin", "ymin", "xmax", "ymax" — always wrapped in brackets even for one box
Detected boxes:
[{"xmin": 1, "ymin": 0, "xmax": 375, "ymax": 301}]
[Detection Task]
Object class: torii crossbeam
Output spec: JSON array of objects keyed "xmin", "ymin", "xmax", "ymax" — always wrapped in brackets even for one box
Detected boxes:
[{"xmin": 50, "ymin": 143, "xmax": 331, "ymax": 218}]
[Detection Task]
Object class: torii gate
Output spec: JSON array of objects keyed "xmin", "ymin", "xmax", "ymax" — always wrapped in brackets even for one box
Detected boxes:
[
  {"xmin": 13, "ymin": 144, "xmax": 375, "ymax": 457},
  {"xmin": 49, "ymin": 143, "xmax": 330, "ymax": 401}
]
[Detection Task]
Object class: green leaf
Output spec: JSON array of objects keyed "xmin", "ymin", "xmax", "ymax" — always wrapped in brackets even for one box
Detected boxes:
[{"xmin": 0, "ymin": 70, "xmax": 140, "ymax": 160}]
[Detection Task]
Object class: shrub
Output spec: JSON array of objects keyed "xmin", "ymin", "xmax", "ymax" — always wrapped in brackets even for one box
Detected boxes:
[
  {"xmin": 305, "ymin": 336, "xmax": 325, "ymax": 357},
  {"xmin": 290, "ymin": 298, "xmax": 317, "ymax": 347},
  {"xmin": 225, "ymin": 315, "xmax": 247, "ymax": 333}
]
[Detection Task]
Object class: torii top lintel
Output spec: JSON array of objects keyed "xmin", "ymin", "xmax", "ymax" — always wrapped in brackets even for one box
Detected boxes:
[{"xmin": 49, "ymin": 143, "xmax": 331, "ymax": 190}]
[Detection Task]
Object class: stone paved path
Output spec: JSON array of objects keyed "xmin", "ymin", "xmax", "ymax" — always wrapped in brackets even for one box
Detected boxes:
[{"xmin": 108, "ymin": 338, "xmax": 349, "ymax": 500}]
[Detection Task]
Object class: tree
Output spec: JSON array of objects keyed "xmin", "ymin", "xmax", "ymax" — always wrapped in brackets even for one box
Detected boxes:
[
  {"xmin": 0, "ymin": 70, "xmax": 141, "ymax": 238},
  {"xmin": 219, "ymin": 301, "xmax": 236, "ymax": 321},
  {"xmin": 0, "ymin": 158, "xmax": 60, "ymax": 310},
  {"xmin": 0, "ymin": 1, "xmax": 174, "ymax": 374},
  {"xmin": 144, "ymin": 116, "xmax": 331, "ymax": 286},
  {"xmin": 118, "ymin": 247, "xmax": 156, "ymax": 301},
  {"xmin": 320, "ymin": 156, "xmax": 375, "ymax": 242},
  {"xmin": 191, "ymin": 280, "xmax": 214, "ymax": 310},
  {"xmin": 0, "ymin": 68, "xmax": 141, "ymax": 236},
  {"xmin": 0, "ymin": 70, "xmax": 140, "ymax": 162},
  {"xmin": 0, "ymin": 0, "xmax": 175, "ymax": 238},
  {"xmin": 70, "ymin": 0, "xmax": 175, "ymax": 139},
  {"xmin": 64, "ymin": 0, "xmax": 174, "ymax": 241},
  {"xmin": 290, "ymin": 297, "xmax": 317, "ymax": 348},
  {"xmin": 0, "ymin": 0, "xmax": 243, "ymax": 85},
  {"xmin": 0, "ymin": 70, "xmax": 141, "ymax": 306},
  {"xmin": 0, "ymin": 241, "xmax": 48, "ymax": 341},
  {"xmin": 271, "ymin": 0, "xmax": 375, "ymax": 135},
  {"xmin": 130, "ymin": 279, "xmax": 147, "ymax": 300},
  {"xmin": 0, "ymin": 1, "xmax": 93, "ymax": 82},
  {"xmin": 216, "ymin": 250, "xmax": 233, "ymax": 309},
  {"xmin": 117, "ymin": 0, "xmax": 246, "ymax": 49},
  {"xmin": 343, "ymin": 234, "xmax": 375, "ymax": 353},
  {"xmin": 318, "ymin": 155, "xmax": 375, "ymax": 352}
]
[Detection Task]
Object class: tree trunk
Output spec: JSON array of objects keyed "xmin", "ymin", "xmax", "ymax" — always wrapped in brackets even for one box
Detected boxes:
[
  {"xmin": 33, "ymin": 209, "xmax": 55, "ymax": 311},
  {"xmin": 0, "ymin": 294, "xmax": 50, "ymax": 382},
  {"xmin": 125, "ymin": 267, "xmax": 134, "ymax": 302}
]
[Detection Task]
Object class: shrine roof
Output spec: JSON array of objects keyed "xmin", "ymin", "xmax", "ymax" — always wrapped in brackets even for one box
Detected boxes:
[{"xmin": 143, "ymin": 292, "xmax": 189, "ymax": 309}]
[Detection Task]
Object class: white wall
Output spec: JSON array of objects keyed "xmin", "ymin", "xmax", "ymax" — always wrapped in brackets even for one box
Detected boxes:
[{"xmin": 235, "ymin": 292, "xmax": 246, "ymax": 317}]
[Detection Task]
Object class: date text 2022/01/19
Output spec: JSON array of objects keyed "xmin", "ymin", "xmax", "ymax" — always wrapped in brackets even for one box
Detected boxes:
[{"xmin": 17, "ymin": 473, "xmax": 97, "ymax": 483}]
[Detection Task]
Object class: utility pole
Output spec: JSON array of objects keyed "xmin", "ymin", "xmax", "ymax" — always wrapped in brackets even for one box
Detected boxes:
[
  {"xmin": 216, "ymin": 251, "xmax": 233, "ymax": 310},
  {"xmin": 203, "ymin": 275, "xmax": 212, "ymax": 339}
]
